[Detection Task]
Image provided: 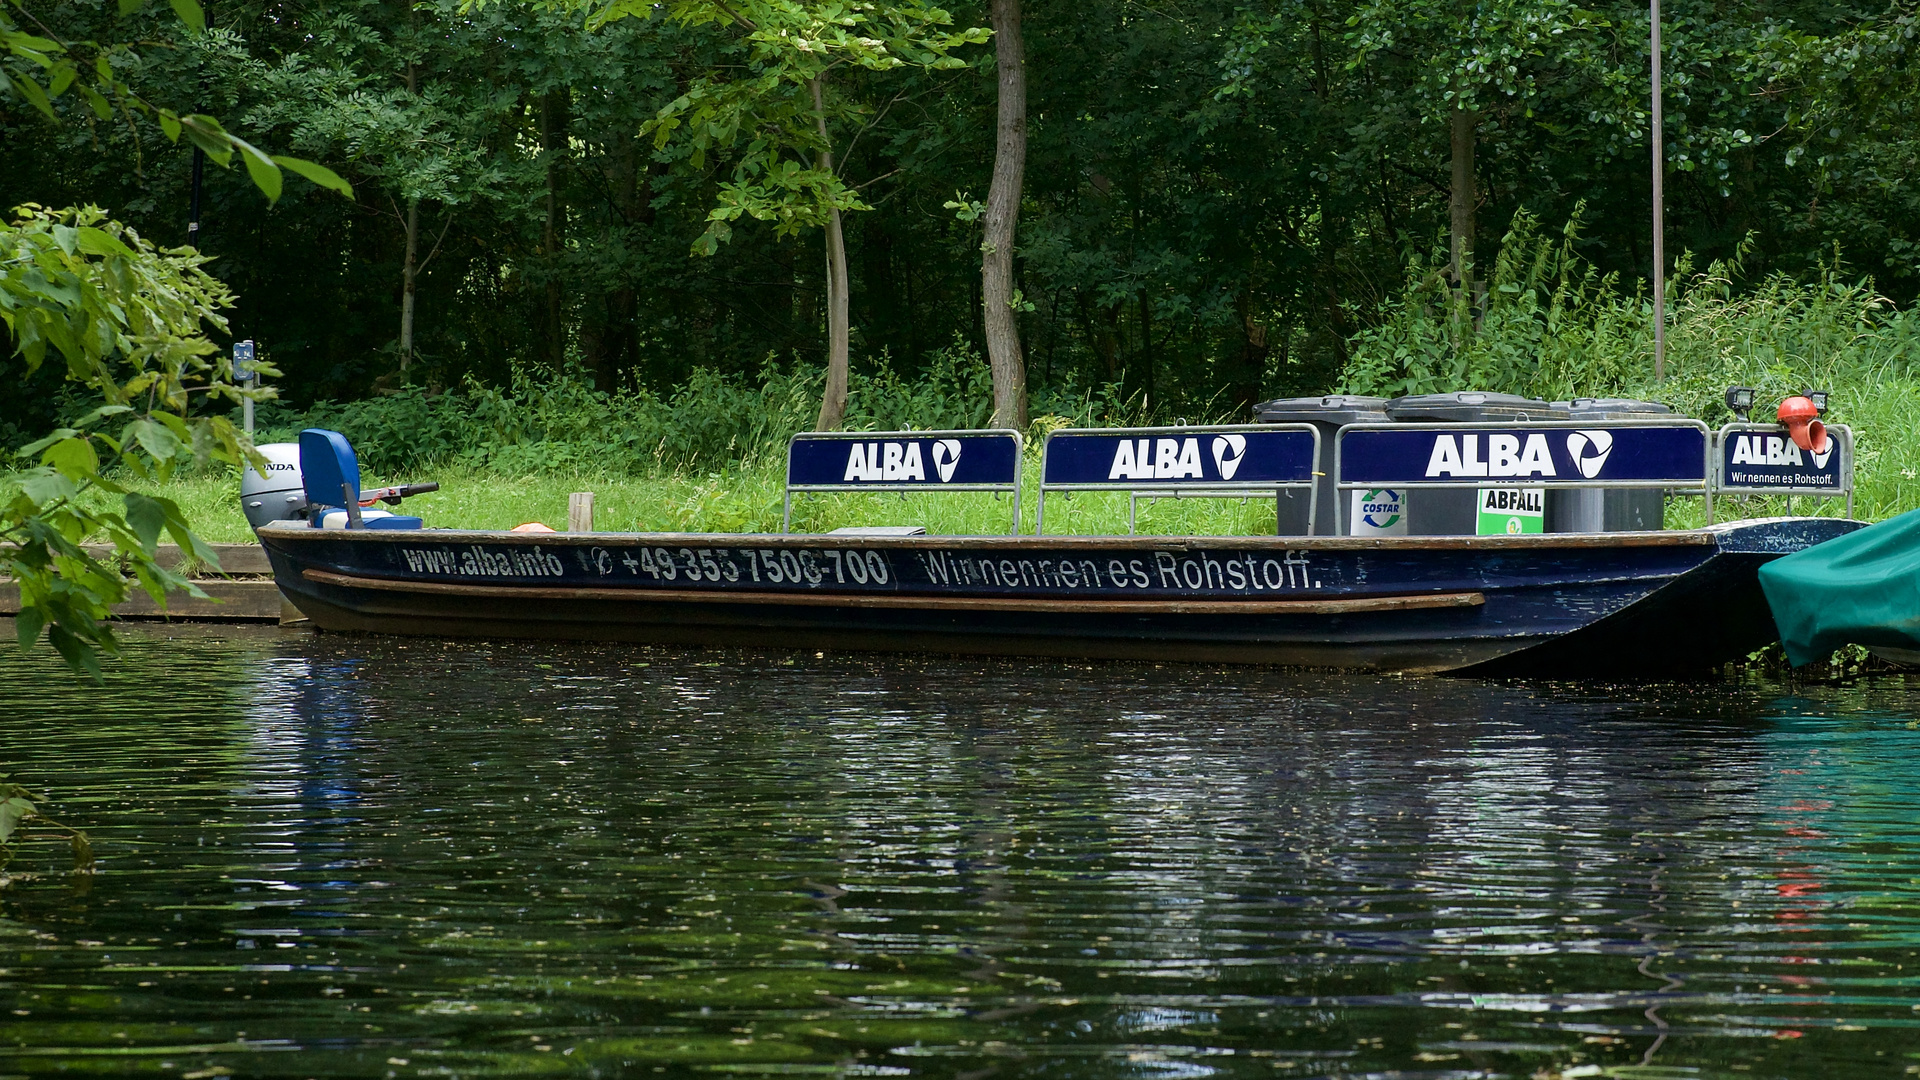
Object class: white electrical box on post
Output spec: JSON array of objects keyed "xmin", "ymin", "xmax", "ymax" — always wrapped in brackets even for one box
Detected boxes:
[{"xmin": 234, "ymin": 339, "xmax": 258, "ymax": 435}]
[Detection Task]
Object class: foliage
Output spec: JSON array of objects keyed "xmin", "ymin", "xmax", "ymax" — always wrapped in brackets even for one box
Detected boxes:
[
  {"xmin": 1, "ymin": 0, "xmax": 351, "ymax": 202},
  {"xmin": 0, "ymin": 774, "xmax": 92, "ymax": 877},
  {"xmin": 1340, "ymin": 208, "xmax": 1920, "ymax": 407},
  {"xmin": 0, "ymin": 204, "xmax": 262, "ymax": 676},
  {"xmin": 253, "ymin": 337, "xmax": 1121, "ymax": 476},
  {"xmin": 581, "ymin": 0, "xmax": 989, "ymax": 256}
]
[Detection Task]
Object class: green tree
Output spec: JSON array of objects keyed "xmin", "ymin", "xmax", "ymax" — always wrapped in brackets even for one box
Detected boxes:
[
  {"xmin": 1, "ymin": 204, "xmax": 263, "ymax": 673},
  {"xmin": 3, "ymin": 0, "xmax": 350, "ymax": 679},
  {"xmin": 572, "ymin": 0, "xmax": 988, "ymax": 429},
  {"xmin": 2, "ymin": 0, "xmax": 352, "ymax": 205},
  {"xmin": 246, "ymin": 0, "xmax": 513, "ymax": 375},
  {"xmin": 1344, "ymin": 0, "xmax": 1606, "ymax": 288}
]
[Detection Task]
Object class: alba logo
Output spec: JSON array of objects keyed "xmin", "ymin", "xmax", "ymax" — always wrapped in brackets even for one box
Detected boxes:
[
  {"xmin": 932, "ymin": 439, "xmax": 963, "ymax": 482},
  {"xmin": 1108, "ymin": 438, "xmax": 1204, "ymax": 480},
  {"xmin": 1211, "ymin": 434, "xmax": 1248, "ymax": 480},
  {"xmin": 1728, "ymin": 433, "xmax": 1834, "ymax": 470},
  {"xmin": 1566, "ymin": 429, "xmax": 1614, "ymax": 479},
  {"xmin": 843, "ymin": 441, "xmax": 926, "ymax": 482},
  {"xmin": 1423, "ymin": 433, "xmax": 1555, "ymax": 477}
]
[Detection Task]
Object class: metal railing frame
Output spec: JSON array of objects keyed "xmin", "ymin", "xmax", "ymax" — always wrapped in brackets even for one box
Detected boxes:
[
  {"xmin": 1331, "ymin": 419, "xmax": 1715, "ymax": 533},
  {"xmin": 782, "ymin": 429, "xmax": 1024, "ymax": 534},
  {"xmin": 1035, "ymin": 424, "xmax": 1321, "ymax": 536},
  {"xmin": 1712, "ymin": 423, "xmax": 1855, "ymax": 519}
]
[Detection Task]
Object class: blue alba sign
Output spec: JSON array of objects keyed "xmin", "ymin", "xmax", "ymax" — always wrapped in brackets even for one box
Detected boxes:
[
  {"xmin": 1717, "ymin": 425, "xmax": 1850, "ymax": 493},
  {"xmin": 1042, "ymin": 427, "xmax": 1317, "ymax": 487},
  {"xmin": 787, "ymin": 431, "xmax": 1021, "ymax": 489},
  {"xmin": 1338, "ymin": 424, "xmax": 1709, "ymax": 485}
]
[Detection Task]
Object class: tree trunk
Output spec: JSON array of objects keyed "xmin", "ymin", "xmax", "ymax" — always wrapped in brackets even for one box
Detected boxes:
[
  {"xmin": 982, "ymin": 0, "xmax": 1028, "ymax": 431},
  {"xmin": 810, "ymin": 75, "xmax": 850, "ymax": 431},
  {"xmin": 1135, "ymin": 290, "xmax": 1154, "ymax": 407},
  {"xmin": 582, "ymin": 132, "xmax": 646, "ymax": 392},
  {"xmin": 398, "ymin": 60, "xmax": 420, "ymax": 375},
  {"xmin": 540, "ymin": 88, "xmax": 571, "ymax": 368},
  {"xmin": 1228, "ymin": 288, "xmax": 1268, "ymax": 417},
  {"xmin": 1449, "ymin": 104, "xmax": 1476, "ymax": 289},
  {"xmin": 400, "ymin": 197, "xmax": 419, "ymax": 373}
]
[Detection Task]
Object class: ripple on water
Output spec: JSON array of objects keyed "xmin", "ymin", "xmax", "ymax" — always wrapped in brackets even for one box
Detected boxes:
[{"xmin": 1, "ymin": 626, "xmax": 1919, "ymax": 1077}]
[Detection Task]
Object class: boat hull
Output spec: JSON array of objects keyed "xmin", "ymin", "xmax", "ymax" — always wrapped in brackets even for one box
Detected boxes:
[{"xmin": 257, "ymin": 518, "xmax": 1860, "ymax": 676}]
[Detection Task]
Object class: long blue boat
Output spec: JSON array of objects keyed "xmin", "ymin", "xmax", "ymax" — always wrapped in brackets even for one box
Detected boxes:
[
  {"xmin": 258, "ymin": 517, "xmax": 1855, "ymax": 676},
  {"xmin": 246, "ymin": 420, "xmax": 1863, "ymax": 677}
]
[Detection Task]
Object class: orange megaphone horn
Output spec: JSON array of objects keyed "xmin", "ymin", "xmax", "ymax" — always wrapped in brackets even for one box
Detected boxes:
[{"xmin": 1777, "ymin": 395, "xmax": 1828, "ymax": 454}]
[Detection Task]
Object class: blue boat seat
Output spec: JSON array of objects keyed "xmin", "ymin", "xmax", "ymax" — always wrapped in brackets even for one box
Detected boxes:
[
  {"xmin": 298, "ymin": 428, "xmax": 424, "ymax": 530},
  {"xmin": 314, "ymin": 508, "xmax": 425, "ymax": 530}
]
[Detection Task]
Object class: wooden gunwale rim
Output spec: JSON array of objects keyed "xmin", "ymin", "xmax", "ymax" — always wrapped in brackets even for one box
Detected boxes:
[
  {"xmin": 260, "ymin": 524, "xmax": 1717, "ymax": 551},
  {"xmin": 300, "ymin": 569, "xmax": 1486, "ymax": 616}
]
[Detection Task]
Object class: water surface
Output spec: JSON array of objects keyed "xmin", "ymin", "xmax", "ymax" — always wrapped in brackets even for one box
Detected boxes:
[{"xmin": 3, "ymin": 626, "xmax": 1919, "ymax": 1078}]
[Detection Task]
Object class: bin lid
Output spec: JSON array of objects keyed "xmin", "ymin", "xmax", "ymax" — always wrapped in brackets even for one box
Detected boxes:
[
  {"xmin": 1254, "ymin": 394, "xmax": 1390, "ymax": 426},
  {"xmin": 1384, "ymin": 391, "xmax": 1564, "ymax": 422},
  {"xmin": 1551, "ymin": 396, "xmax": 1674, "ymax": 420}
]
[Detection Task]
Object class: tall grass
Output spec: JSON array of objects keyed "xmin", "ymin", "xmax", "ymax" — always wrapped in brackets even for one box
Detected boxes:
[
  {"xmin": 251, "ymin": 338, "xmax": 1165, "ymax": 478},
  {"xmin": 100, "ymin": 337, "xmax": 1228, "ymax": 542},
  {"xmin": 1341, "ymin": 210, "xmax": 1920, "ymax": 520}
]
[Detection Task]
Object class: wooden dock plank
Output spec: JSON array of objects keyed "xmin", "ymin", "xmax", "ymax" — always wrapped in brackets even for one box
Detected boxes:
[{"xmin": 0, "ymin": 580, "xmax": 289, "ymax": 622}]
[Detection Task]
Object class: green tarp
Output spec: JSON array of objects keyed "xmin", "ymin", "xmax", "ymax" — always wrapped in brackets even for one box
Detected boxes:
[{"xmin": 1759, "ymin": 508, "xmax": 1920, "ymax": 666}]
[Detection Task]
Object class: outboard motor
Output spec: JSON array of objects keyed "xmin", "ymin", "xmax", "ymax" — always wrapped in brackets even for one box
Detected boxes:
[{"xmin": 240, "ymin": 443, "xmax": 309, "ymax": 528}]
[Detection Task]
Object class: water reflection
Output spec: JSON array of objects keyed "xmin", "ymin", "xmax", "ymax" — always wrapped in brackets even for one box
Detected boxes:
[{"xmin": 1, "ymin": 627, "xmax": 1918, "ymax": 1077}]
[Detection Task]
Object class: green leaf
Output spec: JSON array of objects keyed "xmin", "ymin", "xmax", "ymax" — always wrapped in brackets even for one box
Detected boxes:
[
  {"xmin": 117, "ymin": 0, "xmax": 143, "ymax": 14},
  {"xmin": 13, "ymin": 74, "xmax": 55, "ymax": 120},
  {"xmin": 75, "ymin": 228, "xmax": 135, "ymax": 258},
  {"xmin": 127, "ymin": 418, "xmax": 184, "ymax": 461},
  {"xmin": 177, "ymin": 114, "xmax": 234, "ymax": 166},
  {"xmin": 155, "ymin": 495, "xmax": 220, "ymax": 569},
  {"xmin": 16, "ymin": 428, "xmax": 79, "ymax": 459},
  {"xmin": 124, "ymin": 492, "xmax": 166, "ymax": 555},
  {"xmin": 14, "ymin": 605, "xmax": 47, "ymax": 651},
  {"xmin": 0, "ymin": 795, "xmax": 34, "ymax": 844},
  {"xmin": 235, "ymin": 139, "xmax": 282, "ymax": 203},
  {"xmin": 169, "ymin": 0, "xmax": 206, "ymax": 33},
  {"xmin": 78, "ymin": 84, "xmax": 111, "ymax": 120},
  {"xmin": 270, "ymin": 155, "xmax": 354, "ymax": 200},
  {"xmin": 46, "ymin": 624, "xmax": 103, "ymax": 683},
  {"xmin": 41, "ymin": 436, "xmax": 99, "ymax": 480},
  {"xmin": 19, "ymin": 469, "xmax": 77, "ymax": 506}
]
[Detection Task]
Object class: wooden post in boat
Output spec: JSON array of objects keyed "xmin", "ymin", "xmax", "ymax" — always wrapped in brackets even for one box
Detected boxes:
[{"xmin": 568, "ymin": 492, "xmax": 596, "ymax": 532}]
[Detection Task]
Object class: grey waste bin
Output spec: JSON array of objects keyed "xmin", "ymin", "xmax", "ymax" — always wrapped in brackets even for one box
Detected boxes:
[
  {"xmin": 1545, "ymin": 397, "xmax": 1673, "ymax": 532},
  {"xmin": 1383, "ymin": 392, "xmax": 1567, "ymax": 535},
  {"xmin": 1253, "ymin": 395, "xmax": 1389, "ymax": 535}
]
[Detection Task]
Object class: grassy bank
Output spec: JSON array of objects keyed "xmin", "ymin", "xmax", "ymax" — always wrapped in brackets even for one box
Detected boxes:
[{"xmin": 99, "ymin": 458, "xmax": 1287, "ymax": 544}]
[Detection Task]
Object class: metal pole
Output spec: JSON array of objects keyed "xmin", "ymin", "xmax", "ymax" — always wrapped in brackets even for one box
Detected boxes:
[
  {"xmin": 1651, "ymin": 0, "xmax": 1666, "ymax": 380},
  {"xmin": 233, "ymin": 340, "xmax": 256, "ymax": 435},
  {"xmin": 187, "ymin": 147, "xmax": 205, "ymax": 249}
]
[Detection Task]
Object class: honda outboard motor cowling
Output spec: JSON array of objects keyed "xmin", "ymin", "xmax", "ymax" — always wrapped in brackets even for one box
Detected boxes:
[{"xmin": 240, "ymin": 443, "xmax": 308, "ymax": 528}]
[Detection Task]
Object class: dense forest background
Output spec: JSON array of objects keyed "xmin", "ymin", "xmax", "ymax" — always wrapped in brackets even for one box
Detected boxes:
[{"xmin": 7, "ymin": 0, "xmax": 1920, "ymax": 433}]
